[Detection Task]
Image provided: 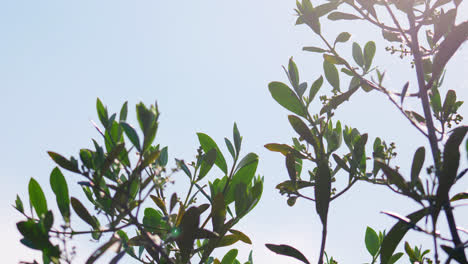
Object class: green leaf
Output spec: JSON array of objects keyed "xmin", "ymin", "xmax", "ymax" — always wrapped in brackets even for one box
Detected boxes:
[
  {"xmin": 352, "ymin": 42, "xmax": 364, "ymax": 67},
  {"xmin": 121, "ymin": 122, "xmax": 141, "ymax": 152},
  {"xmin": 335, "ymin": 32, "xmax": 351, "ymax": 44},
  {"xmin": 327, "ymin": 12, "xmax": 361, "ymax": 20},
  {"xmin": 29, "ymin": 178, "xmax": 48, "ymax": 217},
  {"xmin": 333, "ymin": 154, "xmax": 350, "ymax": 172},
  {"xmin": 48, "ymin": 151, "xmax": 80, "ymax": 173},
  {"xmin": 451, "ymin": 192, "xmax": 468, "ymax": 202},
  {"xmin": 309, "ymin": 76, "xmax": 323, "ymax": 102},
  {"xmin": 221, "ymin": 249, "xmax": 238, "ymax": 264},
  {"xmin": 197, "ymin": 133, "xmax": 228, "ymax": 174},
  {"xmin": 265, "ymin": 244, "xmax": 310, "ymax": 264},
  {"xmin": 218, "ymin": 234, "xmax": 241, "ymax": 248},
  {"xmin": 303, "ymin": 46, "xmax": 327, "ymax": 53},
  {"xmin": 315, "ymin": 160, "xmax": 331, "ymax": 225},
  {"xmin": 158, "ymin": 146, "xmax": 168, "ymax": 166},
  {"xmin": 288, "ymin": 115, "xmax": 319, "ymax": 155},
  {"xmin": 229, "ymin": 229, "xmax": 252, "ymax": 244},
  {"xmin": 143, "ymin": 208, "xmax": 163, "ymax": 232},
  {"xmin": 442, "ymin": 90, "xmax": 457, "ymax": 120},
  {"xmin": 268, "ymin": 82, "xmax": 306, "ymax": 118},
  {"xmin": 379, "ymin": 162, "xmax": 409, "ymax": 194},
  {"xmin": 119, "ymin": 101, "xmax": 128, "ymax": 121},
  {"xmin": 50, "ymin": 167, "xmax": 70, "ymax": 222},
  {"xmin": 235, "ymin": 153, "xmax": 258, "ymax": 172},
  {"xmin": 71, "ymin": 197, "xmax": 98, "ymax": 229},
  {"xmin": 315, "ymin": 2, "xmax": 339, "ymax": 17},
  {"xmin": 225, "ymin": 138, "xmax": 236, "ymax": 159},
  {"xmin": 96, "ymin": 98, "xmax": 108, "ymax": 128},
  {"xmin": 288, "ymin": 57, "xmax": 300, "ymax": 90},
  {"xmin": 388, "ymin": 252, "xmax": 404, "ymax": 264},
  {"xmin": 323, "ymin": 54, "xmax": 346, "ymax": 65},
  {"xmin": 286, "ymin": 152, "xmax": 297, "ymax": 183},
  {"xmin": 15, "ymin": 195, "xmax": 24, "ymax": 213},
  {"xmin": 198, "ymin": 148, "xmax": 217, "ymax": 180},
  {"xmin": 410, "ymin": 147, "xmax": 425, "ymax": 192},
  {"xmin": 380, "ymin": 208, "xmax": 428, "ymax": 264},
  {"xmin": 176, "ymin": 207, "xmax": 200, "ymax": 263},
  {"xmin": 365, "ymin": 227, "xmax": 380, "ymax": 256},
  {"xmin": 363, "ymin": 41, "xmax": 376, "ymax": 71},
  {"xmin": 211, "ymin": 193, "xmax": 226, "ymax": 233},
  {"xmin": 135, "ymin": 102, "xmax": 159, "ymax": 151},
  {"xmin": 233, "ymin": 123, "xmax": 242, "ymax": 154},
  {"xmin": 323, "ymin": 60, "xmax": 340, "ymax": 91}
]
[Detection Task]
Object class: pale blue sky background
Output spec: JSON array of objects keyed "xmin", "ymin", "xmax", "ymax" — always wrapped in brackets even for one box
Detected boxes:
[{"xmin": 1, "ymin": 1, "xmax": 467, "ymax": 263}]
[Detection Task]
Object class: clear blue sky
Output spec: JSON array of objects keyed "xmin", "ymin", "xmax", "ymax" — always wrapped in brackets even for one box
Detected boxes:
[{"xmin": 1, "ymin": 1, "xmax": 467, "ymax": 263}]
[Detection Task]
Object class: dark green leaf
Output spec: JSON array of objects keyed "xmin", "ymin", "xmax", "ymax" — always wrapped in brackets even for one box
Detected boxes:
[
  {"xmin": 323, "ymin": 60, "xmax": 340, "ymax": 91},
  {"xmin": 389, "ymin": 253, "xmax": 404, "ymax": 264},
  {"xmin": 198, "ymin": 148, "xmax": 217, "ymax": 180},
  {"xmin": 217, "ymin": 234, "xmax": 241, "ymax": 248},
  {"xmin": 380, "ymin": 208, "xmax": 428, "ymax": 264},
  {"xmin": 320, "ymin": 81, "xmax": 360, "ymax": 115},
  {"xmin": 268, "ymin": 82, "xmax": 306, "ymax": 118},
  {"xmin": 303, "ymin": 46, "xmax": 327, "ymax": 53},
  {"xmin": 379, "ymin": 162, "xmax": 409, "ymax": 194},
  {"xmin": 328, "ymin": 11, "xmax": 361, "ymax": 20},
  {"xmin": 211, "ymin": 193, "xmax": 226, "ymax": 233},
  {"xmin": 197, "ymin": 133, "xmax": 228, "ymax": 174},
  {"xmin": 121, "ymin": 122, "xmax": 141, "ymax": 151},
  {"xmin": 438, "ymin": 126, "xmax": 468, "ymax": 203},
  {"xmin": 441, "ymin": 245, "xmax": 466, "ymax": 263},
  {"xmin": 176, "ymin": 207, "xmax": 200, "ymax": 262},
  {"xmin": 410, "ymin": 147, "xmax": 425, "ymax": 192},
  {"xmin": 365, "ymin": 227, "xmax": 380, "ymax": 256},
  {"xmin": 221, "ymin": 249, "xmax": 238, "ymax": 264},
  {"xmin": 119, "ymin": 101, "xmax": 128, "ymax": 121},
  {"xmin": 265, "ymin": 244, "xmax": 310, "ymax": 264},
  {"xmin": 50, "ymin": 167, "xmax": 70, "ymax": 222},
  {"xmin": 15, "ymin": 195, "xmax": 24, "ymax": 213},
  {"xmin": 333, "ymin": 154, "xmax": 350, "ymax": 172},
  {"xmin": 286, "ymin": 152, "xmax": 297, "ymax": 183},
  {"xmin": 233, "ymin": 123, "xmax": 242, "ymax": 154},
  {"xmin": 48, "ymin": 151, "xmax": 80, "ymax": 173},
  {"xmin": 451, "ymin": 192, "xmax": 468, "ymax": 202},
  {"xmin": 158, "ymin": 146, "xmax": 168, "ymax": 166},
  {"xmin": 433, "ymin": 9, "xmax": 457, "ymax": 44},
  {"xmin": 71, "ymin": 197, "xmax": 98, "ymax": 229},
  {"xmin": 400, "ymin": 82, "xmax": 409, "ymax": 105},
  {"xmin": 225, "ymin": 138, "xmax": 236, "ymax": 158},
  {"xmin": 29, "ymin": 178, "xmax": 48, "ymax": 217},
  {"xmin": 96, "ymin": 98, "xmax": 108, "ymax": 128},
  {"xmin": 352, "ymin": 42, "xmax": 364, "ymax": 67},
  {"xmin": 288, "ymin": 116, "xmax": 318, "ymax": 153},
  {"xmin": 315, "ymin": 160, "xmax": 331, "ymax": 225},
  {"xmin": 442, "ymin": 90, "xmax": 457, "ymax": 120},
  {"xmin": 143, "ymin": 208, "xmax": 163, "ymax": 232},
  {"xmin": 235, "ymin": 153, "xmax": 258, "ymax": 173}
]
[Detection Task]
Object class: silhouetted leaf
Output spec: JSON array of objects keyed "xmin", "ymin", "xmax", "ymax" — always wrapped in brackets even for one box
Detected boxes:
[
  {"xmin": 86, "ymin": 236, "xmax": 120, "ymax": 264},
  {"xmin": 382, "ymin": 30, "xmax": 401, "ymax": 42},
  {"xmin": 315, "ymin": 160, "xmax": 331, "ymax": 225},
  {"xmin": 451, "ymin": 192, "xmax": 468, "ymax": 202},
  {"xmin": 400, "ymin": 82, "xmax": 409, "ymax": 105},
  {"xmin": 410, "ymin": 147, "xmax": 425, "ymax": 194},
  {"xmin": 286, "ymin": 152, "xmax": 297, "ymax": 183},
  {"xmin": 380, "ymin": 208, "xmax": 428, "ymax": 264},
  {"xmin": 265, "ymin": 244, "xmax": 310, "ymax": 264},
  {"xmin": 433, "ymin": 21, "xmax": 468, "ymax": 78},
  {"xmin": 441, "ymin": 245, "xmax": 466, "ymax": 263}
]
